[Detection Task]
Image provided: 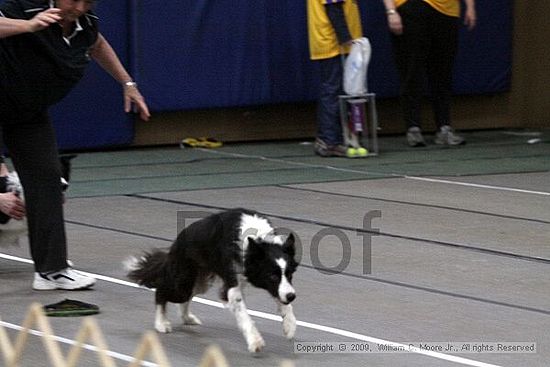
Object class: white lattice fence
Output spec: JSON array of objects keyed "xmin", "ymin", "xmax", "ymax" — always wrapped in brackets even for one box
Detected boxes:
[{"xmin": 0, "ymin": 303, "xmax": 294, "ymax": 367}]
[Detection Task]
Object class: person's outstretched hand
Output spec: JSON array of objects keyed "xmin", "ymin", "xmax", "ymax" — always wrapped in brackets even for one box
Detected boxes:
[
  {"xmin": 464, "ymin": 7, "xmax": 477, "ymax": 30},
  {"xmin": 124, "ymin": 84, "xmax": 151, "ymax": 121}
]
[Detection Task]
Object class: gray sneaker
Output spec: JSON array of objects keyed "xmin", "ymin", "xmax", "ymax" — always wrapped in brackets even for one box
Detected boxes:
[
  {"xmin": 435, "ymin": 125, "xmax": 465, "ymax": 146},
  {"xmin": 406, "ymin": 127, "xmax": 426, "ymax": 147},
  {"xmin": 314, "ymin": 138, "xmax": 350, "ymax": 157}
]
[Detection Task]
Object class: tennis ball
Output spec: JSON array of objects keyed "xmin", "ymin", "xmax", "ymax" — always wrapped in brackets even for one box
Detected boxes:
[
  {"xmin": 356, "ymin": 147, "xmax": 368, "ymax": 157},
  {"xmin": 346, "ymin": 147, "xmax": 357, "ymax": 157}
]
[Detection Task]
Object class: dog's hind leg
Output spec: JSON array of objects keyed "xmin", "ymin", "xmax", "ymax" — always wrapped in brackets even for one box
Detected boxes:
[
  {"xmin": 277, "ymin": 302, "xmax": 297, "ymax": 339},
  {"xmin": 226, "ymin": 286, "xmax": 265, "ymax": 353},
  {"xmin": 154, "ymin": 302, "xmax": 172, "ymax": 333},
  {"xmin": 154, "ymin": 289, "xmax": 173, "ymax": 333},
  {"xmin": 179, "ymin": 301, "xmax": 202, "ymax": 325},
  {"xmin": 177, "ymin": 266, "xmax": 205, "ymax": 325}
]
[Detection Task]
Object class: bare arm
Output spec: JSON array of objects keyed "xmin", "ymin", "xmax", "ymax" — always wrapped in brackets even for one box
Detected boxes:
[
  {"xmin": 463, "ymin": 0, "xmax": 476, "ymax": 30},
  {"xmin": 90, "ymin": 33, "xmax": 150, "ymax": 121},
  {"xmin": 0, "ymin": 8, "xmax": 61, "ymax": 38},
  {"xmin": 382, "ymin": 0, "xmax": 402, "ymax": 35}
]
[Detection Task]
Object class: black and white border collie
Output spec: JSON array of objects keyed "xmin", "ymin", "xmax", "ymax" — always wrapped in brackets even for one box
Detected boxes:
[{"xmin": 125, "ymin": 208, "xmax": 299, "ymax": 353}]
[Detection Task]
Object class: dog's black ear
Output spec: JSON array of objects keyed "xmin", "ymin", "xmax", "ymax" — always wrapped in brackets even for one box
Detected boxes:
[{"xmin": 282, "ymin": 233, "xmax": 296, "ymax": 258}]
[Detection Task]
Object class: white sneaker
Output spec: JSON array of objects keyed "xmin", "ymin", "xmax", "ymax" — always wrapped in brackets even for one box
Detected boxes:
[{"xmin": 33, "ymin": 268, "xmax": 96, "ymax": 290}]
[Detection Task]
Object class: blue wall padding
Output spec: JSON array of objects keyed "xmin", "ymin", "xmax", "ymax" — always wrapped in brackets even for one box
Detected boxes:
[
  {"xmin": 135, "ymin": 0, "xmax": 513, "ymax": 112},
  {"xmin": 2, "ymin": 0, "xmax": 512, "ymax": 149}
]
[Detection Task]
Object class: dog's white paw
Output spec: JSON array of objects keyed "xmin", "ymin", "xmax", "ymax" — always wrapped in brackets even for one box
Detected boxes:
[
  {"xmin": 282, "ymin": 313, "xmax": 297, "ymax": 339},
  {"xmin": 247, "ymin": 335, "xmax": 265, "ymax": 353},
  {"xmin": 155, "ymin": 321, "xmax": 172, "ymax": 333},
  {"xmin": 183, "ymin": 313, "xmax": 202, "ymax": 325}
]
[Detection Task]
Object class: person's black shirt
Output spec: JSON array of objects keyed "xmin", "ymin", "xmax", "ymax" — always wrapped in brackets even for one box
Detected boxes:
[{"xmin": 0, "ymin": 0, "xmax": 98, "ymax": 119}]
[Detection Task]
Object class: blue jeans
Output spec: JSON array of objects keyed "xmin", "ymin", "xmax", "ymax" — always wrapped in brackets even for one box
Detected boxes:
[{"xmin": 317, "ymin": 56, "xmax": 343, "ymax": 146}]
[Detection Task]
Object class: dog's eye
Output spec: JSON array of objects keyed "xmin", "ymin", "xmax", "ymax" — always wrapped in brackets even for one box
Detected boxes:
[{"xmin": 270, "ymin": 274, "xmax": 279, "ymax": 282}]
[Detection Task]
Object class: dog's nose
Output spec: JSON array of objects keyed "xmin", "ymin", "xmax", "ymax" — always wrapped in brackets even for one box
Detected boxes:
[{"xmin": 286, "ymin": 293, "xmax": 296, "ymax": 303}]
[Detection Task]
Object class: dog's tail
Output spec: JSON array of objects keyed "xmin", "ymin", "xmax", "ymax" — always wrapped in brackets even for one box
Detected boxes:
[{"xmin": 124, "ymin": 250, "xmax": 168, "ymax": 289}]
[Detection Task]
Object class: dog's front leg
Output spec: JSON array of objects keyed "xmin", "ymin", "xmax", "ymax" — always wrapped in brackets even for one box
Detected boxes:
[
  {"xmin": 278, "ymin": 302, "xmax": 297, "ymax": 339},
  {"xmin": 227, "ymin": 287, "xmax": 265, "ymax": 353},
  {"xmin": 154, "ymin": 304, "xmax": 172, "ymax": 333}
]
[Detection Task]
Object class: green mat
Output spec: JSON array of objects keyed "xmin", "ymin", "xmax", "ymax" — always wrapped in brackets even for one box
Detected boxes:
[{"xmin": 43, "ymin": 299, "xmax": 100, "ymax": 317}]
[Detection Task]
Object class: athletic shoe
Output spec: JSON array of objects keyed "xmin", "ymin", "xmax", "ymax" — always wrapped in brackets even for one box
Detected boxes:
[
  {"xmin": 406, "ymin": 127, "xmax": 426, "ymax": 147},
  {"xmin": 33, "ymin": 268, "xmax": 96, "ymax": 291},
  {"xmin": 435, "ymin": 125, "xmax": 465, "ymax": 146},
  {"xmin": 314, "ymin": 138, "xmax": 349, "ymax": 157}
]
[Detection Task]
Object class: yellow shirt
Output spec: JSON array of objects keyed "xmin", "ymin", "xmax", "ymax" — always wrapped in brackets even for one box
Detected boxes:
[
  {"xmin": 307, "ymin": 0, "xmax": 363, "ymax": 60},
  {"xmin": 395, "ymin": 0, "xmax": 460, "ymax": 17}
]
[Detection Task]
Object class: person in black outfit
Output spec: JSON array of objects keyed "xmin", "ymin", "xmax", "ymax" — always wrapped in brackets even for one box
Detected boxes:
[
  {"xmin": 383, "ymin": 0, "xmax": 476, "ymax": 147},
  {"xmin": 0, "ymin": 0, "xmax": 150, "ymax": 290}
]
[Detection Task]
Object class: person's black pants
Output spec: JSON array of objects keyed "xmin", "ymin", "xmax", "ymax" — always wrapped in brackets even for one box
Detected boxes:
[
  {"xmin": 317, "ymin": 55, "xmax": 344, "ymax": 146},
  {"xmin": 391, "ymin": 0, "xmax": 458, "ymax": 129},
  {"xmin": 2, "ymin": 112, "xmax": 67, "ymax": 273}
]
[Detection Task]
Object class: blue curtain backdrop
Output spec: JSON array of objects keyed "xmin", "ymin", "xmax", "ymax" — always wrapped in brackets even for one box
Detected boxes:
[
  {"xmin": 0, "ymin": 0, "xmax": 513, "ymax": 149},
  {"xmin": 134, "ymin": 0, "xmax": 513, "ymax": 111}
]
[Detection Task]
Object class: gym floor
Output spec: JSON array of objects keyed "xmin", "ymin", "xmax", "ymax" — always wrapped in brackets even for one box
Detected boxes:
[{"xmin": 1, "ymin": 129, "xmax": 549, "ymax": 367}]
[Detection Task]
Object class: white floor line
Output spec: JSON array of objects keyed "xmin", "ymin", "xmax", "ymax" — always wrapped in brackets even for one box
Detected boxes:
[
  {"xmin": 403, "ymin": 176, "xmax": 550, "ymax": 196},
  {"xmin": 1, "ymin": 254, "xmax": 503, "ymax": 367},
  {"xmin": 198, "ymin": 148, "xmax": 550, "ymax": 197},
  {"xmin": 196, "ymin": 148, "xmax": 379, "ymax": 175}
]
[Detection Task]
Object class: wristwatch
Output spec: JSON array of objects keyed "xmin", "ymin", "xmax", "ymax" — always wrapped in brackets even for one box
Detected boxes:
[
  {"xmin": 386, "ymin": 9, "xmax": 397, "ymax": 15},
  {"xmin": 123, "ymin": 81, "xmax": 137, "ymax": 88}
]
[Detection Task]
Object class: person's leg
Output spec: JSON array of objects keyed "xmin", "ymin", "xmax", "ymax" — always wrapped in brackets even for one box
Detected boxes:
[
  {"xmin": 317, "ymin": 55, "xmax": 344, "ymax": 146},
  {"xmin": 4, "ymin": 115, "xmax": 95, "ymax": 289},
  {"xmin": 315, "ymin": 55, "xmax": 350, "ymax": 157},
  {"xmin": 392, "ymin": 0, "xmax": 430, "ymax": 132},
  {"xmin": 427, "ymin": 8, "xmax": 458, "ymax": 129},
  {"xmin": 2, "ymin": 114, "xmax": 67, "ymax": 272},
  {"xmin": 427, "ymin": 9, "xmax": 464, "ymax": 145}
]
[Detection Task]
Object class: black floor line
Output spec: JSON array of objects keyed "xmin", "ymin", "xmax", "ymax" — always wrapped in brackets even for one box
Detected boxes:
[
  {"xmin": 66, "ymin": 176, "xmax": 398, "ymax": 199},
  {"xmin": 299, "ymin": 264, "xmax": 550, "ymax": 317},
  {"xmin": 68, "ymin": 165, "xmax": 381, "ymax": 185},
  {"xmin": 126, "ymin": 194, "xmax": 550, "ymax": 266},
  {"xmin": 67, "ymin": 169, "xmax": 550, "ymax": 200},
  {"xmin": 71, "ymin": 156, "xmax": 241, "ymax": 169},
  {"xmin": 65, "ymin": 220, "xmax": 170, "ymax": 243},
  {"xmin": 60, "ymin": 217, "xmax": 550, "ymax": 317},
  {"xmin": 277, "ymin": 185, "xmax": 550, "ymax": 225},
  {"xmin": 71, "ymin": 165, "xmax": 550, "ymax": 188}
]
